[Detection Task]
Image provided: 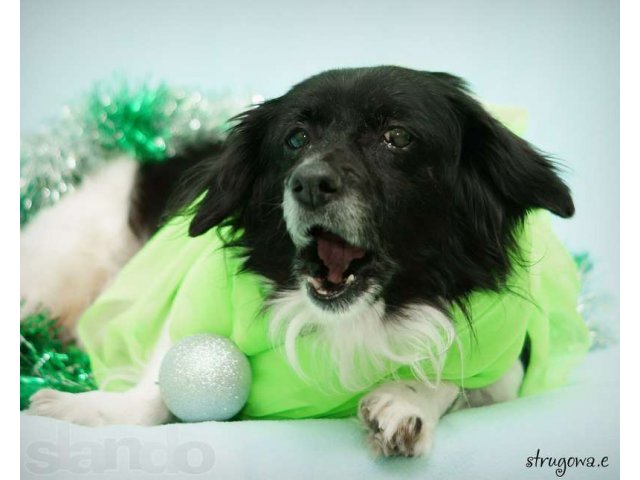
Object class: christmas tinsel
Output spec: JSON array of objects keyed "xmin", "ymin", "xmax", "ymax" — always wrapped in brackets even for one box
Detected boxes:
[
  {"xmin": 20, "ymin": 78, "xmax": 251, "ymax": 226},
  {"xmin": 20, "ymin": 311, "xmax": 96, "ymax": 410},
  {"xmin": 573, "ymin": 252, "xmax": 618, "ymax": 350}
]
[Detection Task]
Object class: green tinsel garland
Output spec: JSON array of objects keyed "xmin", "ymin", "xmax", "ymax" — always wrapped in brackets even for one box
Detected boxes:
[
  {"xmin": 573, "ymin": 252, "xmax": 618, "ymax": 350},
  {"xmin": 88, "ymin": 82, "xmax": 173, "ymax": 162},
  {"xmin": 20, "ymin": 79, "xmax": 249, "ymax": 226},
  {"xmin": 20, "ymin": 311, "xmax": 96, "ymax": 410}
]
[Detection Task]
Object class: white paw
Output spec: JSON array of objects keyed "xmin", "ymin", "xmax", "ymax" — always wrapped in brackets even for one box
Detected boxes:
[
  {"xmin": 27, "ymin": 388, "xmax": 170, "ymax": 426},
  {"xmin": 358, "ymin": 383, "xmax": 434, "ymax": 457}
]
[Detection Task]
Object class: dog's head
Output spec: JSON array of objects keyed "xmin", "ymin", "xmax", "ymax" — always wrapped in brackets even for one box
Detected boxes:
[{"xmin": 188, "ymin": 66, "xmax": 574, "ymax": 315}]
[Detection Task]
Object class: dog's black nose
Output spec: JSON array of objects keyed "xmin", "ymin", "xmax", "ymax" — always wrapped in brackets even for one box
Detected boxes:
[{"xmin": 290, "ymin": 162, "xmax": 342, "ymax": 209}]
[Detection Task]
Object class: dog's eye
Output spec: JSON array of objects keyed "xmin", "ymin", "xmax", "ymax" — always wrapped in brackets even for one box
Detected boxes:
[
  {"xmin": 286, "ymin": 129, "xmax": 310, "ymax": 149},
  {"xmin": 383, "ymin": 128, "xmax": 412, "ymax": 149}
]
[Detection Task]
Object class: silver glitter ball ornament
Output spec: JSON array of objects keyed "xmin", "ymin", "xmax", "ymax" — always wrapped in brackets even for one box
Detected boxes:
[{"xmin": 158, "ymin": 334, "xmax": 251, "ymax": 422}]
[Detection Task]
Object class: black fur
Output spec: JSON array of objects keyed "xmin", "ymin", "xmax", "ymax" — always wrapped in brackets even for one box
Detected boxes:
[
  {"xmin": 170, "ymin": 66, "xmax": 574, "ymax": 319},
  {"xmin": 129, "ymin": 141, "xmax": 225, "ymax": 240}
]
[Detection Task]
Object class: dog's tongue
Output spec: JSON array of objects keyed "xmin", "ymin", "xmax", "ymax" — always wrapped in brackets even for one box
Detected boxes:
[{"xmin": 317, "ymin": 233, "xmax": 365, "ymax": 284}]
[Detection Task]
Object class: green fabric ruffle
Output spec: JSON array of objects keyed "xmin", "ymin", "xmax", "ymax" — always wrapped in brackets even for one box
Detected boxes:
[{"xmin": 78, "ymin": 210, "xmax": 590, "ymax": 419}]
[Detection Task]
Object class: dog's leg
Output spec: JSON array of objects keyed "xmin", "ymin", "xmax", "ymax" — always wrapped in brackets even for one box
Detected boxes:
[
  {"xmin": 451, "ymin": 358, "xmax": 524, "ymax": 410},
  {"xmin": 359, "ymin": 380, "xmax": 459, "ymax": 457},
  {"xmin": 27, "ymin": 326, "xmax": 172, "ymax": 426},
  {"xmin": 358, "ymin": 360, "xmax": 524, "ymax": 457}
]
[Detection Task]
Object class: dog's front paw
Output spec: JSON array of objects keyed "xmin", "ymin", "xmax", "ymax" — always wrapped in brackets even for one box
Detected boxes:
[
  {"xmin": 27, "ymin": 388, "xmax": 170, "ymax": 426},
  {"xmin": 358, "ymin": 383, "xmax": 433, "ymax": 457},
  {"xmin": 27, "ymin": 389, "xmax": 106, "ymax": 426}
]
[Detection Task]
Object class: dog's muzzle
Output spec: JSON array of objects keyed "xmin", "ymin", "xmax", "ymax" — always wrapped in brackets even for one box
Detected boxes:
[{"xmin": 283, "ymin": 159, "xmax": 378, "ymax": 310}]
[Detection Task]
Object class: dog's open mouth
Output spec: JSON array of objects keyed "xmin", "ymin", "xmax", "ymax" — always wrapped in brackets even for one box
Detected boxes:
[{"xmin": 299, "ymin": 227, "xmax": 373, "ymax": 307}]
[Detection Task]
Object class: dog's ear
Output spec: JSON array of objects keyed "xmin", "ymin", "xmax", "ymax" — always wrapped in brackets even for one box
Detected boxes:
[
  {"xmin": 188, "ymin": 100, "xmax": 278, "ymax": 237},
  {"xmin": 432, "ymin": 72, "xmax": 575, "ymax": 218}
]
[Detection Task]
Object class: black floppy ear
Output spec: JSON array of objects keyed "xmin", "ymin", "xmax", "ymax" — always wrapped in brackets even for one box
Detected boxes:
[
  {"xmin": 433, "ymin": 73, "xmax": 575, "ymax": 218},
  {"xmin": 188, "ymin": 100, "xmax": 277, "ymax": 236}
]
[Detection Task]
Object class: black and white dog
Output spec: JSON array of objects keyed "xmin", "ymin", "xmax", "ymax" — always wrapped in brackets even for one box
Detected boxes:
[{"xmin": 25, "ymin": 66, "xmax": 574, "ymax": 457}]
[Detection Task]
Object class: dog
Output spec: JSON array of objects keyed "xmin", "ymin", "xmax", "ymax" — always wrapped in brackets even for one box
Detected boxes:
[{"xmin": 25, "ymin": 66, "xmax": 575, "ymax": 457}]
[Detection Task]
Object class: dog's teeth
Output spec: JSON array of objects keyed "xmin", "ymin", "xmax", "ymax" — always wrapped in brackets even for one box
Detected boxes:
[
  {"xmin": 346, "ymin": 274, "xmax": 355, "ymax": 284},
  {"xmin": 318, "ymin": 288, "xmax": 328, "ymax": 295},
  {"xmin": 307, "ymin": 276, "xmax": 323, "ymax": 289}
]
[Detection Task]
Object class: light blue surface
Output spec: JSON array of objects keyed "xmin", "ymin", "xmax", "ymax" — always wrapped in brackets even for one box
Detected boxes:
[
  {"xmin": 21, "ymin": 0, "xmax": 619, "ymax": 305},
  {"xmin": 21, "ymin": 346, "xmax": 619, "ymax": 479}
]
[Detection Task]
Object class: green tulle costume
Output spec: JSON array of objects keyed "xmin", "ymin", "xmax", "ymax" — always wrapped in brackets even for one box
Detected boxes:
[{"xmin": 77, "ymin": 208, "xmax": 590, "ymax": 420}]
